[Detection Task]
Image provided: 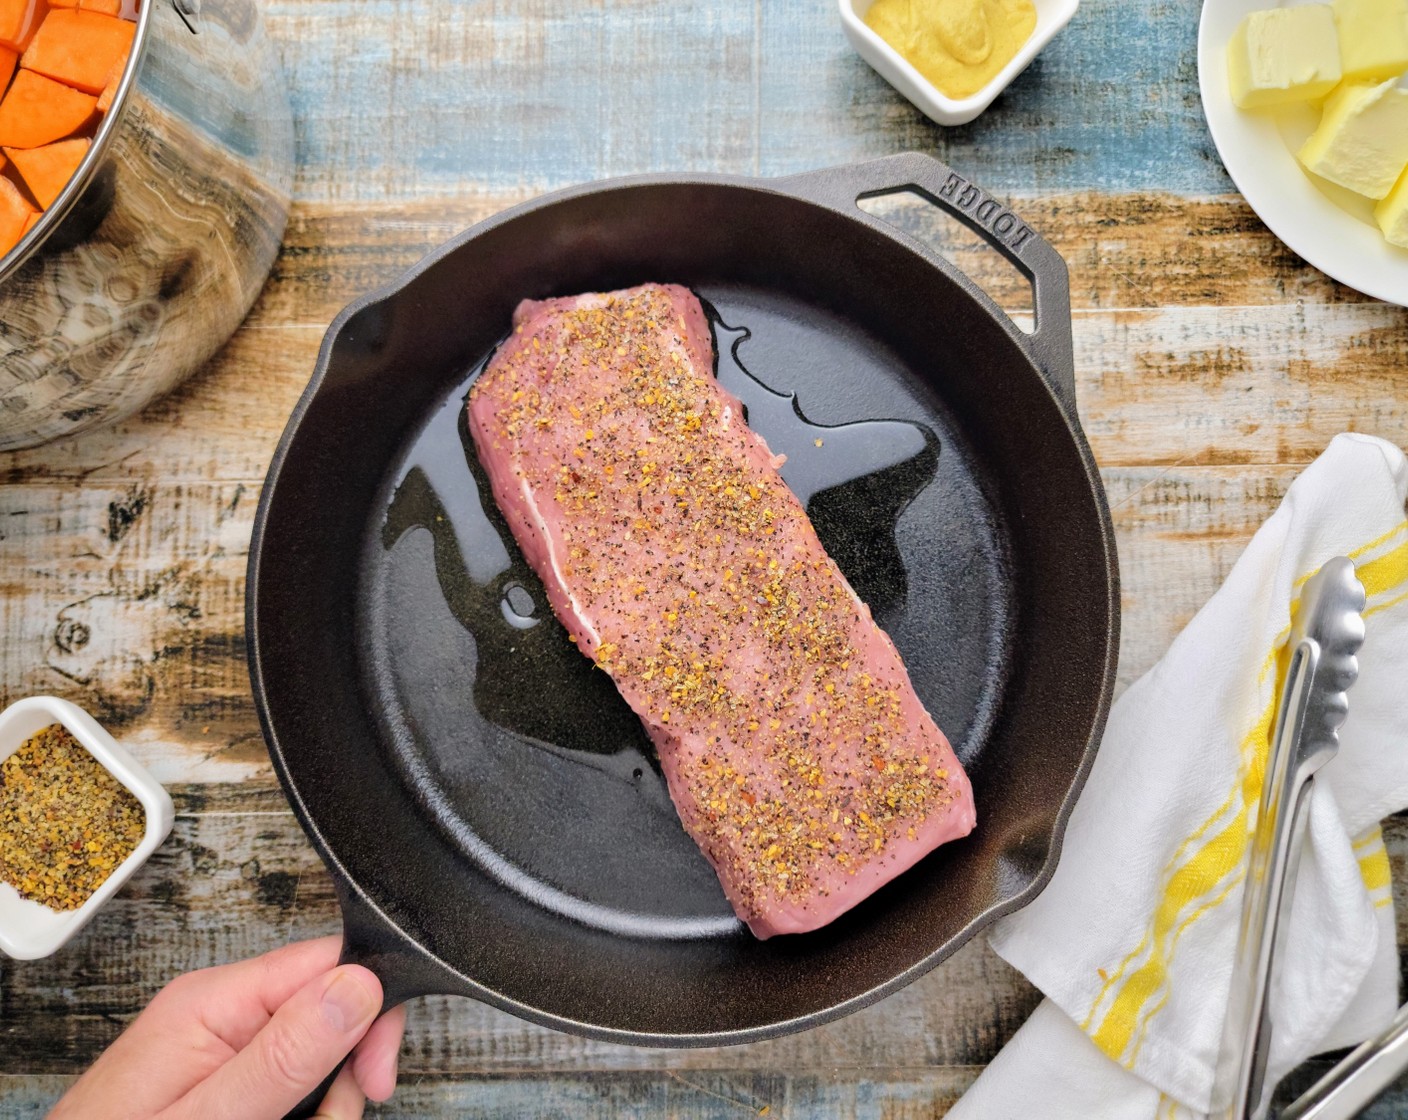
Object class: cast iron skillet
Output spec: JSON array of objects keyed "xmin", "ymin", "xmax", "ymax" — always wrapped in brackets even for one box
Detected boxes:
[{"xmin": 248, "ymin": 153, "xmax": 1119, "ymax": 1058}]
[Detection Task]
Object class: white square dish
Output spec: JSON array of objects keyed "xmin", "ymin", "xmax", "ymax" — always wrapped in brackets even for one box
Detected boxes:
[
  {"xmin": 0, "ymin": 696, "xmax": 174, "ymax": 960},
  {"xmin": 839, "ymin": 0, "xmax": 1080, "ymax": 126}
]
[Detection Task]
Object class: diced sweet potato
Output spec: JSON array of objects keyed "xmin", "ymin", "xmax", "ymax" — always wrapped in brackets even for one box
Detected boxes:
[
  {"xmin": 47, "ymin": 0, "xmax": 76, "ymax": 7},
  {"xmin": 0, "ymin": 70, "xmax": 95, "ymax": 148},
  {"xmin": 0, "ymin": 0, "xmax": 45, "ymax": 50},
  {"xmin": 95, "ymin": 55, "xmax": 122, "ymax": 112},
  {"xmin": 78, "ymin": 0, "xmax": 119, "ymax": 11},
  {"xmin": 21, "ymin": 8, "xmax": 133, "ymax": 94},
  {"xmin": 0, "ymin": 173, "xmax": 37, "ymax": 255},
  {"xmin": 0, "ymin": 45, "xmax": 15, "ymax": 91},
  {"xmin": 5, "ymin": 136, "xmax": 86, "ymax": 207}
]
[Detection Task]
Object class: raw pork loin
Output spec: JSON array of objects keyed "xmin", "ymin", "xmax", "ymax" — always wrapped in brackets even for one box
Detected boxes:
[{"xmin": 468, "ymin": 283, "xmax": 975, "ymax": 938}]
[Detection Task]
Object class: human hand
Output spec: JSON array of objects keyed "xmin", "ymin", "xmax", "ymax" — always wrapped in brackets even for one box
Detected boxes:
[{"xmin": 50, "ymin": 936, "xmax": 407, "ymax": 1120}]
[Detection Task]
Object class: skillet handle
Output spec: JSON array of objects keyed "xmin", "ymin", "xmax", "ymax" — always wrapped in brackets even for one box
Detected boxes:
[
  {"xmin": 774, "ymin": 152, "xmax": 1077, "ymax": 418},
  {"xmin": 283, "ymin": 883, "xmax": 449, "ymax": 1120}
]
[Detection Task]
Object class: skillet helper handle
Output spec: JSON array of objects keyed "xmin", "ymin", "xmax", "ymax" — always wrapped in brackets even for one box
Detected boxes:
[
  {"xmin": 774, "ymin": 152, "xmax": 1077, "ymax": 416},
  {"xmin": 283, "ymin": 885, "xmax": 447, "ymax": 1120}
]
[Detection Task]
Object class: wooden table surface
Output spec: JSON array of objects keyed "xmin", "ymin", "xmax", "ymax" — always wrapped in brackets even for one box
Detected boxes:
[{"xmin": 3, "ymin": 0, "xmax": 1408, "ymax": 1115}]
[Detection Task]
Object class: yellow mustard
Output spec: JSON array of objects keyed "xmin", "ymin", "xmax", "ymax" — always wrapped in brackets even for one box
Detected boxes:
[{"xmin": 864, "ymin": 0, "xmax": 1038, "ymax": 101}]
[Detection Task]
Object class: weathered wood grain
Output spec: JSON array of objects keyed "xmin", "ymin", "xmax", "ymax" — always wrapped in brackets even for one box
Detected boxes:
[
  {"xmin": 352, "ymin": 1069, "xmax": 982, "ymax": 1120},
  {"xmin": 6, "ymin": 1070, "xmax": 982, "ymax": 1120},
  {"xmin": 2, "ymin": 195, "xmax": 1401, "ymax": 490},
  {"xmin": 8, "ymin": 1068, "xmax": 1406, "ymax": 1120},
  {"xmin": 857, "ymin": 191, "xmax": 1388, "ymax": 312},
  {"xmin": 8, "ymin": 1070, "xmax": 1408, "ymax": 1120}
]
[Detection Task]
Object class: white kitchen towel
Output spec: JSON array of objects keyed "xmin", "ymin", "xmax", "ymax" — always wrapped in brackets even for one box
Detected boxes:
[{"xmin": 949, "ymin": 433, "xmax": 1408, "ymax": 1120}]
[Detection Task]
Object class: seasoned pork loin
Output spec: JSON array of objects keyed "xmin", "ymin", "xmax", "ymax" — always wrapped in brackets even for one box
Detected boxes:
[{"xmin": 467, "ymin": 283, "xmax": 975, "ymax": 938}]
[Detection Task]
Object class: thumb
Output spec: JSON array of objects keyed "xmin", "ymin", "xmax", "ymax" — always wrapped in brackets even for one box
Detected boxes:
[{"xmin": 162, "ymin": 965, "xmax": 383, "ymax": 1120}]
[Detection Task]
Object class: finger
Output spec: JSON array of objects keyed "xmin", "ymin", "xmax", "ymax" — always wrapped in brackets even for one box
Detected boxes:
[
  {"xmin": 161, "ymin": 964, "xmax": 382, "ymax": 1120},
  {"xmin": 350, "ymin": 1005, "xmax": 407, "ymax": 1102},
  {"xmin": 211, "ymin": 936, "xmax": 345, "ymax": 1019},
  {"xmin": 312, "ymin": 1061, "xmax": 365, "ymax": 1120},
  {"xmin": 162, "ymin": 936, "xmax": 346, "ymax": 1048},
  {"xmin": 165, "ymin": 937, "xmax": 344, "ymax": 1012},
  {"xmin": 214, "ymin": 936, "xmax": 346, "ymax": 1043}
]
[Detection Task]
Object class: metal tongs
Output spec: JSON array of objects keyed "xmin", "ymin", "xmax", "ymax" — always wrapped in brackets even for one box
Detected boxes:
[{"xmin": 1213, "ymin": 556, "xmax": 1374, "ymax": 1120}]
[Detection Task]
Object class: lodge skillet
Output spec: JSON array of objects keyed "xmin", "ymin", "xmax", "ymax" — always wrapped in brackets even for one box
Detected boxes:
[{"xmin": 248, "ymin": 153, "xmax": 1119, "ymax": 1057}]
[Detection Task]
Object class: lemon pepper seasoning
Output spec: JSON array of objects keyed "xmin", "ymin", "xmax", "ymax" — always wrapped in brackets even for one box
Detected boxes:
[{"xmin": 0, "ymin": 724, "xmax": 145, "ymax": 910}]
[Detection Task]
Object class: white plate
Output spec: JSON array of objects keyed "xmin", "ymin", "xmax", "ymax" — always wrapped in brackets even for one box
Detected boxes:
[
  {"xmin": 0, "ymin": 697, "xmax": 174, "ymax": 959},
  {"xmin": 841, "ymin": 0, "xmax": 1079, "ymax": 127},
  {"xmin": 1198, "ymin": 0, "xmax": 1408, "ymax": 306}
]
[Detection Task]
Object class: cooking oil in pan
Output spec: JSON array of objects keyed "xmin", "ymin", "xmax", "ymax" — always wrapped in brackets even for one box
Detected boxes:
[
  {"xmin": 365, "ymin": 285, "xmax": 1010, "ymax": 931},
  {"xmin": 380, "ymin": 300, "xmax": 939, "ymax": 777}
]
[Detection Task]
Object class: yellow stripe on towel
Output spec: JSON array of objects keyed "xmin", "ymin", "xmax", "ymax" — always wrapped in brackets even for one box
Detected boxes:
[
  {"xmin": 1358, "ymin": 830, "xmax": 1391, "ymax": 894},
  {"xmin": 1085, "ymin": 521, "xmax": 1408, "ymax": 1067}
]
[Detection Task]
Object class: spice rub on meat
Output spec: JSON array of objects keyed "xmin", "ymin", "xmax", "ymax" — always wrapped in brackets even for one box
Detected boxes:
[{"xmin": 467, "ymin": 283, "xmax": 975, "ymax": 938}]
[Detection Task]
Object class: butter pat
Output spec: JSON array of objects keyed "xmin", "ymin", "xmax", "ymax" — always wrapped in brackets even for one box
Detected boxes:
[
  {"xmin": 1332, "ymin": 0, "xmax": 1408, "ymax": 81},
  {"xmin": 1376, "ymin": 165, "xmax": 1408, "ymax": 247},
  {"xmin": 1298, "ymin": 79, "xmax": 1408, "ymax": 198},
  {"xmin": 1228, "ymin": 6, "xmax": 1343, "ymax": 109}
]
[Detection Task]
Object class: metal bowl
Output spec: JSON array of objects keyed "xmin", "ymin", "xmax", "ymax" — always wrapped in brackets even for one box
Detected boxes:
[{"xmin": 0, "ymin": 0, "xmax": 294, "ymax": 451}]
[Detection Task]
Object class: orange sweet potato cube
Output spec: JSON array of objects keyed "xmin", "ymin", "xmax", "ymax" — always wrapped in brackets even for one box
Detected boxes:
[
  {"xmin": 78, "ymin": 0, "xmax": 120, "ymax": 11},
  {"xmin": 0, "ymin": 69, "xmax": 96, "ymax": 148},
  {"xmin": 5, "ymin": 136, "xmax": 87, "ymax": 207},
  {"xmin": 95, "ymin": 55, "xmax": 122, "ymax": 112},
  {"xmin": 21, "ymin": 8, "xmax": 133, "ymax": 94},
  {"xmin": 0, "ymin": 0, "xmax": 45, "ymax": 50},
  {"xmin": 0, "ymin": 173, "xmax": 37, "ymax": 255},
  {"xmin": 0, "ymin": 44, "xmax": 15, "ymax": 90}
]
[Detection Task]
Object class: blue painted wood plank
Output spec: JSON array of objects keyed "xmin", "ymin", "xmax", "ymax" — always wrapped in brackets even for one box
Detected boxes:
[
  {"xmin": 9, "ymin": 1069, "xmax": 1408, "ymax": 1119},
  {"xmin": 266, "ymin": 0, "xmax": 758, "ymax": 201},
  {"xmin": 264, "ymin": 0, "xmax": 1234, "ymax": 203},
  {"xmin": 0, "ymin": 1082, "xmax": 68, "ymax": 1119},
  {"xmin": 0, "ymin": 1070, "xmax": 972, "ymax": 1119},
  {"xmin": 758, "ymin": 0, "xmax": 1230, "ymax": 193}
]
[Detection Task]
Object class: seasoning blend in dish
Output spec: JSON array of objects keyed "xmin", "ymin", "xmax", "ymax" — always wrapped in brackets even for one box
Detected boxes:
[
  {"xmin": 0, "ymin": 724, "xmax": 145, "ymax": 911},
  {"xmin": 0, "ymin": 696, "xmax": 173, "ymax": 960},
  {"xmin": 864, "ymin": 0, "xmax": 1037, "ymax": 100}
]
